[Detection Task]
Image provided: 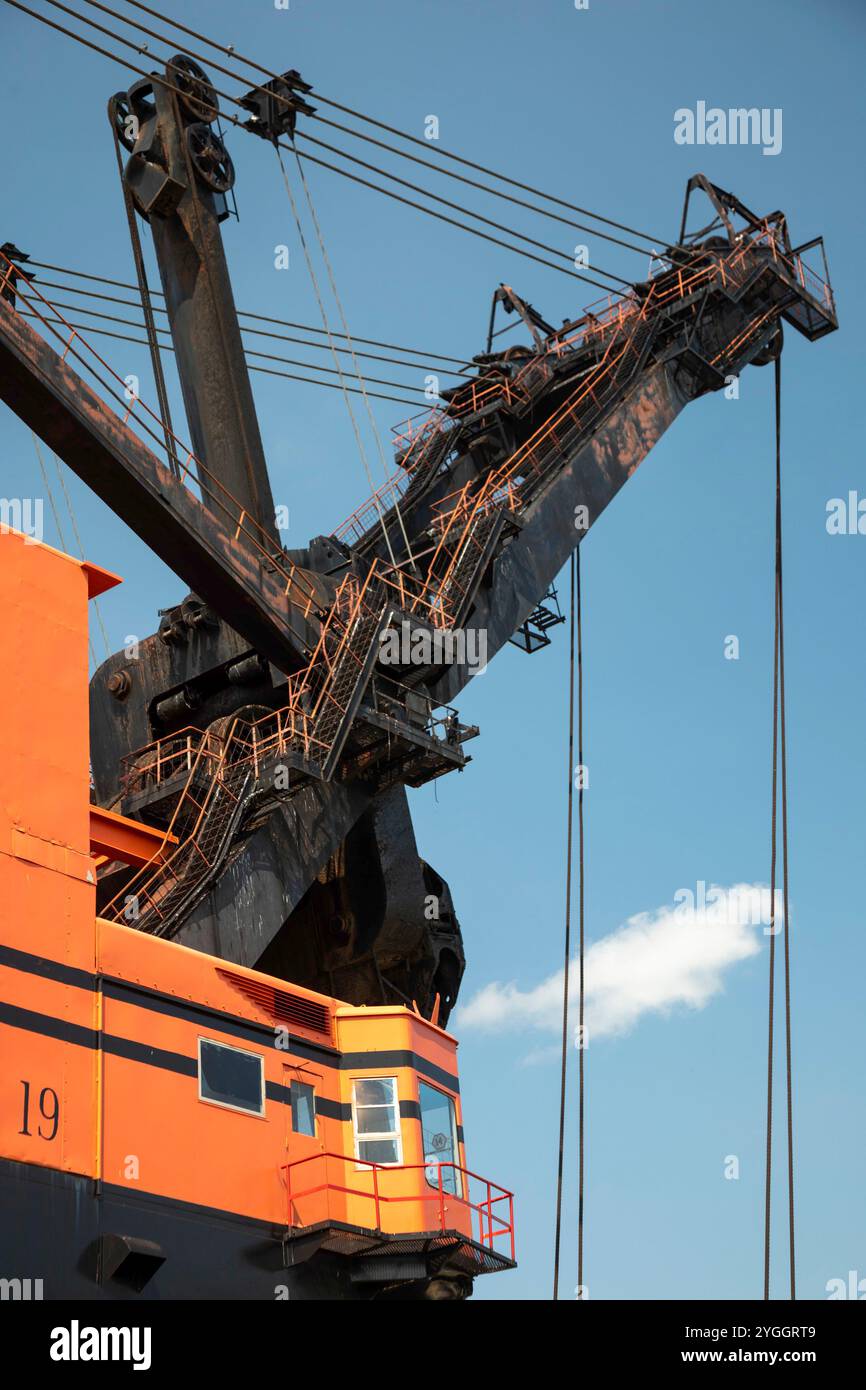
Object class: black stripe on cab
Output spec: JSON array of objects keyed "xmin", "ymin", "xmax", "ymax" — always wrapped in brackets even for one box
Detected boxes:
[{"xmin": 0, "ymin": 999, "xmax": 97, "ymax": 1049}]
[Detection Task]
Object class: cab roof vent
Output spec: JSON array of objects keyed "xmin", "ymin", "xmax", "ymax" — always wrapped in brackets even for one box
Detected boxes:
[{"xmin": 217, "ymin": 969, "xmax": 331, "ymax": 1041}]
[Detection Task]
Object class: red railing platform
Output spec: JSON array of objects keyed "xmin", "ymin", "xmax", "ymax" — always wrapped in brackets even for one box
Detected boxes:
[{"xmin": 281, "ymin": 1151, "xmax": 515, "ymax": 1269}]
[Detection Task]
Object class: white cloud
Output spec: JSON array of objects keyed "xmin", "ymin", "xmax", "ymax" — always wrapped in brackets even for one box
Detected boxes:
[{"xmin": 456, "ymin": 883, "xmax": 779, "ymax": 1042}]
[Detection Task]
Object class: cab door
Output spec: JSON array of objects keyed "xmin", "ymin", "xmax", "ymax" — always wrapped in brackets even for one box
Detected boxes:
[{"xmin": 282, "ymin": 1061, "xmax": 325, "ymax": 1228}]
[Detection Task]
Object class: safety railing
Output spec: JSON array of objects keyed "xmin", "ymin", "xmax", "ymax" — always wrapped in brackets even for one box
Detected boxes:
[
  {"xmin": 373, "ymin": 558, "xmax": 435, "ymax": 617},
  {"xmin": 367, "ymin": 674, "xmax": 466, "ymax": 743},
  {"xmin": 120, "ymin": 700, "xmax": 320, "ymax": 804},
  {"xmin": 119, "ymin": 652, "xmax": 467, "ymax": 812},
  {"xmin": 339, "ymin": 269, "xmax": 654, "ymax": 559},
  {"xmin": 233, "ymin": 699, "xmax": 322, "ymax": 770},
  {"xmin": 406, "ymin": 306, "xmax": 649, "ymax": 622},
  {"xmin": 103, "ymin": 716, "xmax": 244, "ymax": 925},
  {"xmin": 119, "ymin": 724, "xmax": 213, "ymax": 793},
  {"xmin": 120, "ymin": 228, "xmax": 782, "ymax": 813},
  {"xmin": 334, "ymin": 468, "xmax": 413, "ymax": 546},
  {"xmin": 794, "ymin": 252, "xmax": 834, "ymax": 310},
  {"xmin": 710, "ymin": 307, "xmax": 776, "ymax": 369},
  {"xmin": 92, "ymin": 218, "xmax": 828, "ymax": 892},
  {"xmin": 389, "ymin": 406, "xmax": 447, "ymax": 457},
  {"xmin": 339, "ymin": 287, "xmax": 640, "ymax": 548},
  {"xmin": 762, "ymin": 226, "xmax": 836, "ymax": 313},
  {"xmin": 111, "ymin": 573, "xmax": 445, "ymax": 926},
  {"xmin": 423, "ymin": 492, "xmax": 499, "ymax": 622},
  {"xmin": 282, "ymin": 1152, "xmax": 515, "ymax": 1261},
  {"xmin": 336, "ymin": 409, "xmax": 467, "ymax": 549}
]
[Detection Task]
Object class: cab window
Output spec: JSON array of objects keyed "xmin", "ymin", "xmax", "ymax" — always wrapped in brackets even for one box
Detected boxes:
[
  {"xmin": 198, "ymin": 1038, "xmax": 264, "ymax": 1116},
  {"xmin": 351, "ymin": 1077, "xmax": 402, "ymax": 1165},
  {"xmin": 290, "ymin": 1079, "xmax": 316, "ymax": 1137}
]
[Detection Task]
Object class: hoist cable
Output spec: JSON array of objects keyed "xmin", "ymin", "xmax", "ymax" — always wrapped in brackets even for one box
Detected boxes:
[
  {"xmin": 16, "ymin": 309, "xmax": 424, "ymax": 407},
  {"xmin": 576, "ymin": 545, "xmax": 586, "ymax": 1300},
  {"xmin": 306, "ymin": 93, "xmax": 666, "ymax": 249},
  {"xmin": 294, "ymin": 128, "xmax": 629, "ymax": 288},
  {"xmin": 763, "ymin": 353, "xmax": 795, "ymax": 1300},
  {"xmin": 13, "ymin": 0, "xmax": 627, "ymax": 295},
  {"xmin": 20, "ymin": 296, "xmax": 440, "ymax": 394},
  {"xmin": 80, "ymin": 0, "xmax": 637, "ymax": 285},
  {"xmin": 301, "ymin": 116, "xmax": 647, "ymax": 267},
  {"xmin": 26, "ymin": 261, "xmax": 474, "ymax": 367},
  {"xmin": 289, "ymin": 144, "xmax": 620, "ymax": 293},
  {"xmin": 553, "ymin": 549, "xmax": 577, "ymax": 1301},
  {"xmin": 289, "ymin": 140, "xmax": 418, "ymax": 572},
  {"xmin": 763, "ymin": 575, "xmax": 778, "ymax": 1302},
  {"xmin": 31, "ymin": 430, "xmax": 70, "ymax": 553},
  {"xmin": 105, "ymin": 0, "xmax": 665, "ymax": 248},
  {"xmin": 273, "ymin": 144, "xmax": 398, "ymax": 567},
  {"xmin": 776, "ymin": 354, "xmax": 796, "ymax": 1300},
  {"xmin": 30, "ymin": 431, "xmax": 98, "ymax": 667},
  {"xmin": 52, "ymin": 450, "xmax": 112, "ymax": 660}
]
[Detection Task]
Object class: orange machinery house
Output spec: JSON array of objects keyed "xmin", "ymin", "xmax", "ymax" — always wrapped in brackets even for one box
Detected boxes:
[{"xmin": 0, "ymin": 527, "xmax": 514, "ymax": 1299}]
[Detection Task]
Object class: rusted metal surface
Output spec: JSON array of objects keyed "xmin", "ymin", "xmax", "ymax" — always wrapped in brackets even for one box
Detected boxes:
[
  {"xmin": 2, "ymin": 144, "xmax": 837, "ymax": 1027},
  {"xmin": 0, "ymin": 296, "xmax": 321, "ymax": 671},
  {"xmin": 429, "ymin": 359, "xmax": 685, "ymax": 707},
  {"xmin": 129, "ymin": 74, "xmax": 278, "ymax": 538},
  {"xmin": 175, "ymin": 781, "xmax": 466, "ymax": 1024},
  {"xmin": 88, "ymin": 199, "xmax": 834, "ymax": 1016}
]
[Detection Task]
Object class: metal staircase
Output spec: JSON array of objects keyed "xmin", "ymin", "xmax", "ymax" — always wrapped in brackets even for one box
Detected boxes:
[
  {"xmin": 408, "ymin": 306, "xmax": 658, "ymax": 632},
  {"xmin": 304, "ymin": 573, "xmax": 389, "ymax": 778},
  {"xmin": 104, "ymin": 573, "xmax": 469, "ymax": 936},
  {"xmin": 105, "ymin": 289, "xmax": 692, "ymax": 941},
  {"xmin": 101, "ymin": 216, "xmax": 839, "ymax": 943},
  {"xmin": 107, "ymin": 722, "xmax": 253, "ymax": 936}
]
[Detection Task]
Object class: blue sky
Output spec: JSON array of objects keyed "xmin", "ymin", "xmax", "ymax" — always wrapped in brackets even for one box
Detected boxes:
[{"xmin": 1, "ymin": 0, "xmax": 863, "ymax": 1300}]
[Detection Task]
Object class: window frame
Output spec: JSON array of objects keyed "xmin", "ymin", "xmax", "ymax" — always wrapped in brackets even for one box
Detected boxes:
[
  {"xmin": 418, "ymin": 1080, "xmax": 462, "ymax": 1197},
  {"xmin": 350, "ymin": 1075, "xmax": 403, "ymax": 1168},
  {"xmin": 289, "ymin": 1077, "xmax": 317, "ymax": 1138},
  {"xmin": 197, "ymin": 1036, "xmax": 266, "ymax": 1118}
]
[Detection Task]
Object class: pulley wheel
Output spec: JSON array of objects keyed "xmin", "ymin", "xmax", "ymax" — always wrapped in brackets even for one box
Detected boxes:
[
  {"xmin": 108, "ymin": 91, "xmax": 137, "ymax": 152},
  {"xmin": 166, "ymin": 54, "xmax": 218, "ymax": 123},
  {"xmin": 185, "ymin": 122, "xmax": 235, "ymax": 194}
]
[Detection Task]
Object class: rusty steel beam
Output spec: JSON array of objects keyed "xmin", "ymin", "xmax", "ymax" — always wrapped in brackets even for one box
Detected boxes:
[
  {"xmin": 90, "ymin": 804, "xmax": 178, "ymax": 868},
  {"xmin": 135, "ymin": 77, "xmax": 278, "ymax": 539},
  {"xmin": 0, "ymin": 297, "xmax": 322, "ymax": 672},
  {"xmin": 429, "ymin": 358, "xmax": 689, "ymax": 708}
]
